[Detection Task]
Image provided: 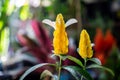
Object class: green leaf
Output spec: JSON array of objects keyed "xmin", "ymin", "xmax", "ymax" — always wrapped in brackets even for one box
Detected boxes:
[
  {"xmin": 0, "ymin": 21, "xmax": 3, "ymax": 30},
  {"xmin": 66, "ymin": 55, "xmax": 84, "ymax": 68},
  {"xmin": 88, "ymin": 58, "xmax": 101, "ymax": 65},
  {"xmin": 60, "ymin": 55, "xmax": 68, "ymax": 61},
  {"xmin": 63, "ymin": 66, "xmax": 79, "ymax": 80},
  {"xmin": 0, "ymin": 27, "xmax": 9, "ymax": 55},
  {"xmin": 63, "ymin": 66, "xmax": 93, "ymax": 80},
  {"xmin": 86, "ymin": 64, "xmax": 114, "ymax": 76},
  {"xmin": 19, "ymin": 63, "xmax": 56, "ymax": 80},
  {"xmin": 51, "ymin": 54, "xmax": 68, "ymax": 61},
  {"xmin": 20, "ymin": 5, "xmax": 29, "ymax": 21}
]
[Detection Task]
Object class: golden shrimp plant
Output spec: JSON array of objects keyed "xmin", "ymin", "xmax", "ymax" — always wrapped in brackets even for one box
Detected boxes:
[{"xmin": 20, "ymin": 14, "xmax": 114, "ymax": 80}]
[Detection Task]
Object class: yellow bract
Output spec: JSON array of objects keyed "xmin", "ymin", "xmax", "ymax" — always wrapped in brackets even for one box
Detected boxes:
[
  {"xmin": 53, "ymin": 14, "xmax": 69, "ymax": 55},
  {"xmin": 78, "ymin": 29, "xmax": 93, "ymax": 58}
]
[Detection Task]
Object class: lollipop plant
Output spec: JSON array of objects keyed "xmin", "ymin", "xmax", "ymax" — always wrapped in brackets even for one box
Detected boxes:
[{"xmin": 20, "ymin": 14, "xmax": 114, "ymax": 80}]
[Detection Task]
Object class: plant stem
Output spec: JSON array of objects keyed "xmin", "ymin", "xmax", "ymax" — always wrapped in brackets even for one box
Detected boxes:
[
  {"xmin": 58, "ymin": 55, "xmax": 62, "ymax": 80},
  {"xmin": 81, "ymin": 58, "xmax": 87, "ymax": 80},
  {"xmin": 58, "ymin": 67, "xmax": 61, "ymax": 80},
  {"xmin": 81, "ymin": 75, "xmax": 84, "ymax": 80},
  {"xmin": 84, "ymin": 58, "xmax": 87, "ymax": 69}
]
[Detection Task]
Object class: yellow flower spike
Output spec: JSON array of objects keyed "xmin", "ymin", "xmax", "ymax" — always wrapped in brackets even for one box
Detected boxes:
[
  {"xmin": 42, "ymin": 13, "xmax": 77, "ymax": 55},
  {"xmin": 78, "ymin": 29, "xmax": 93, "ymax": 58},
  {"xmin": 53, "ymin": 14, "xmax": 68, "ymax": 55}
]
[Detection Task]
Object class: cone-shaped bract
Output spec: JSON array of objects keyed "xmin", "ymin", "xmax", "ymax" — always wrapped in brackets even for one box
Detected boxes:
[
  {"xmin": 53, "ymin": 14, "xmax": 69, "ymax": 55},
  {"xmin": 78, "ymin": 29, "xmax": 93, "ymax": 58}
]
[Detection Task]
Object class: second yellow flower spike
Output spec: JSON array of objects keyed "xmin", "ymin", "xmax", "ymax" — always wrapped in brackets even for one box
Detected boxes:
[{"xmin": 78, "ymin": 29, "xmax": 93, "ymax": 58}]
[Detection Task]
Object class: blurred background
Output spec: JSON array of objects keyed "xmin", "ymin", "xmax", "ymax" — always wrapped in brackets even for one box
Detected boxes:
[{"xmin": 0, "ymin": 0, "xmax": 120, "ymax": 80}]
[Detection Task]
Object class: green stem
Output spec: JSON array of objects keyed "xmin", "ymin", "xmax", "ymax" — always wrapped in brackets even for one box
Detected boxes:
[
  {"xmin": 83, "ymin": 58, "xmax": 87, "ymax": 70},
  {"xmin": 81, "ymin": 76, "xmax": 84, "ymax": 80},
  {"xmin": 58, "ymin": 55, "xmax": 62, "ymax": 80},
  {"xmin": 81, "ymin": 58, "xmax": 87, "ymax": 80}
]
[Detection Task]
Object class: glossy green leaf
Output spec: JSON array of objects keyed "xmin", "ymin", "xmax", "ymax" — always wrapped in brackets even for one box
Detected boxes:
[
  {"xmin": 60, "ymin": 55, "xmax": 68, "ymax": 61},
  {"xmin": 63, "ymin": 66, "xmax": 93, "ymax": 80},
  {"xmin": 7, "ymin": 3, "xmax": 15, "ymax": 15},
  {"xmin": 51, "ymin": 54, "xmax": 67, "ymax": 61},
  {"xmin": 19, "ymin": 63, "xmax": 56, "ymax": 80},
  {"xmin": 66, "ymin": 55, "xmax": 84, "ymax": 68},
  {"xmin": 86, "ymin": 64, "xmax": 114, "ymax": 76},
  {"xmin": 0, "ymin": 21, "xmax": 3, "ymax": 30},
  {"xmin": 88, "ymin": 58, "xmax": 101, "ymax": 65},
  {"xmin": 20, "ymin": 5, "xmax": 29, "ymax": 21},
  {"xmin": 0, "ymin": 27, "xmax": 9, "ymax": 55}
]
